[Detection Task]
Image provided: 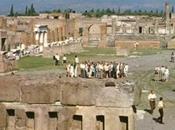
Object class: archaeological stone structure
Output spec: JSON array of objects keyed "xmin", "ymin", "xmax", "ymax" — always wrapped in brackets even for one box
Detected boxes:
[
  {"xmin": 0, "ymin": 75, "xmax": 136, "ymax": 130},
  {"xmin": 0, "ymin": 3, "xmax": 174, "ymax": 53},
  {"xmin": 0, "ymin": 53, "xmax": 16, "ymax": 73}
]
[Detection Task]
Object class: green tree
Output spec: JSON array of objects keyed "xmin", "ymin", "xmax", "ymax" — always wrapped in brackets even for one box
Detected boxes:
[
  {"xmin": 9, "ymin": 4, "xmax": 14, "ymax": 16},
  {"xmin": 30, "ymin": 3, "xmax": 36, "ymax": 16},
  {"xmin": 25, "ymin": 6, "xmax": 28, "ymax": 16}
]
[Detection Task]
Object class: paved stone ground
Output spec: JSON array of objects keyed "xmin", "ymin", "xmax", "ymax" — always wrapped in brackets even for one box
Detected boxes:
[
  {"xmin": 136, "ymin": 105, "xmax": 175, "ymax": 130},
  {"xmin": 122, "ymin": 50, "xmax": 175, "ymax": 130}
]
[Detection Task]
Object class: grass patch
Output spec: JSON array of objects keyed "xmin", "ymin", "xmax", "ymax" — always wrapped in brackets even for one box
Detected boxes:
[{"xmin": 130, "ymin": 48, "xmax": 162, "ymax": 56}]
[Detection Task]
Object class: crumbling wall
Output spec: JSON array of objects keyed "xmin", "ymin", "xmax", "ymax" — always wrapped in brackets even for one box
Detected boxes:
[
  {"xmin": 0, "ymin": 55, "xmax": 16, "ymax": 73},
  {"xmin": 0, "ymin": 75, "xmax": 135, "ymax": 130},
  {"xmin": 43, "ymin": 42, "xmax": 82, "ymax": 58}
]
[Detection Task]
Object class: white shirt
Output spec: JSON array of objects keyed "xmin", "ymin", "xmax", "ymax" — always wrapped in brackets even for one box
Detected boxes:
[
  {"xmin": 165, "ymin": 69, "xmax": 169, "ymax": 76},
  {"xmin": 158, "ymin": 101, "xmax": 164, "ymax": 108},
  {"xmin": 124, "ymin": 65, "xmax": 129, "ymax": 72},
  {"xmin": 55, "ymin": 55, "xmax": 60, "ymax": 60},
  {"xmin": 63, "ymin": 56, "xmax": 67, "ymax": 61},
  {"xmin": 148, "ymin": 93, "xmax": 157, "ymax": 101},
  {"xmin": 104, "ymin": 65, "xmax": 109, "ymax": 71},
  {"xmin": 75, "ymin": 57, "xmax": 79, "ymax": 64}
]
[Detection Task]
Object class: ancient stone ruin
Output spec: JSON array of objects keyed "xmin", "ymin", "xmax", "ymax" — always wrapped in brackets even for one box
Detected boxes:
[
  {"xmin": 0, "ymin": 75, "xmax": 135, "ymax": 130},
  {"xmin": 0, "ymin": 54, "xmax": 16, "ymax": 73}
]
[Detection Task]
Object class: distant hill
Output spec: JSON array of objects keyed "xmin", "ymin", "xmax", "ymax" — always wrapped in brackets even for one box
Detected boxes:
[{"xmin": 0, "ymin": 0, "xmax": 175, "ymax": 15}]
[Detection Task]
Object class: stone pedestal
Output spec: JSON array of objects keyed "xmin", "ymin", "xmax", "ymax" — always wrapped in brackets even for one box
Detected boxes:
[
  {"xmin": 0, "ymin": 54, "xmax": 16, "ymax": 73},
  {"xmin": 98, "ymin": 25, "xmax": 107, "ymax": 48},
  {"xmin": 82, "ymin": 27, "xmax": 89, "ymax": 47}
]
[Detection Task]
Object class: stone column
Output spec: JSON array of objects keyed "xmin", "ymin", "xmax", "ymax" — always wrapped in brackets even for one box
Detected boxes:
[
  {"xmin": 35, "ymin": 108, "xmax": 48, "ymax": 130},
  {"xmin": 83, "ymin": 114, "xmax": 96, "ymax": 130},
  {"xmin": 35, "ymin": 32, "xmax": 39, "ymax": 44},
  {"xmin": 40, "ymin": 32, "xmax": 44, "ymax": 45},
  {"xmin": 98, "ymin": 24, "xmax": 107, "ymax": 48},
  {"xmin": 128, "ymin": 114, "xmax": 135, "ymax": 130},
  {"xmin": 105, "ymin": 114, "xmax": 120, "ymax": 130},
  {"xmin": 82, "ymin": 27, "xmax": 89, "ymax": 47},
  {"xmin": 112, "ymin": 18, "xmax": 116, "ymax": 35},
  {"xmin": 43, "ymin": 32, "xmax": 48, "ymax": 47},
  {"xmin": 58, "ymin": 27, "xmax": 62, "ymax": 41}
]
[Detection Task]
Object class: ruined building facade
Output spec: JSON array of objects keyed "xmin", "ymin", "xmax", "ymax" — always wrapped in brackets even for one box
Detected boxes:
[{"xmin": 0, "ymin": 3, "xmax": 175, "ymax": 51}]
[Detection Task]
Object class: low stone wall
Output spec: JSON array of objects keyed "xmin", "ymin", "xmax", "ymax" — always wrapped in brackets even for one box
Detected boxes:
[
  {"xmin": 43, "ymin": 42, "xmax": 83, "ymax": 58},
  {"xmin": 116, "ymin": 40, "xmax": 160, "ymax": 50},
  {"xmin": 168, "ymin": 38, "xmax": 175, "ymax": 49},
  {"xmin": 0, "ymin": 55, "xmax": 16, "ymax": 73}
]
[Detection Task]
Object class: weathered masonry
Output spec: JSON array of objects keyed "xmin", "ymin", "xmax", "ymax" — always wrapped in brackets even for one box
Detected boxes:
[{"xmin": 0, "ymin": 76, "xmax": 135, "ymax": 130}]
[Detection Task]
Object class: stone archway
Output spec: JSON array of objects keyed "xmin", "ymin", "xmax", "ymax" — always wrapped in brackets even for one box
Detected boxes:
[{"xmin": 82, "ymin": 23, "xmax": 107, "ymax": 48}]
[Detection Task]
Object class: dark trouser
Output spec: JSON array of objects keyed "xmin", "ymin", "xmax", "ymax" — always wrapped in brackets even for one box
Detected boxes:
[
  {"xmin": 149, "ymin": 100, "xmax": 156, "ymax": 113},
  {"xmin": 55, "ymin": 60, "xmax": 59, "ymax": 66},
  {"xmin": 105, "ymin": 71, "xmax": 109, "ymax": 78},
  {"xmin": 63, "ymin": 60, "xmax": 66, "ymax": 63},
  {"xmin": 158, "ymin": 108, "xmax": 164, "ymax": 123}
]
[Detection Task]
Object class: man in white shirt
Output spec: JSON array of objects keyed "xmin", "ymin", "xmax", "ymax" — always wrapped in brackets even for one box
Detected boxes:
[
  {"xmin": 75, "ymin": 55, "xmax": 79, "ymax": 64},
  {"xmin": 148, "ymin": 90, "xmax": 157, "ymax": 114},
  {"xmin": 124, "ymin": 64, "xmax": 129, "ymax": 77},
  {"xmin": 62, "ymin": 55, "xmax": 67, "ymax": 64},
  {"xmin": 157, "ymin": 97, "xmax": 164, "ymax": 124},
  {"xmin": 164, "ymin": 67, "xmax": 169, "ymax": 82},
  {"xmin": 54, "ymin": 53, "xmax": 60, "ymax": 66}
]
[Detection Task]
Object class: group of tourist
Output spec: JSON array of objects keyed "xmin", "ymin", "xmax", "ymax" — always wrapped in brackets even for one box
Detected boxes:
[
  {"xmin": 154, "ymin": 66, "xmax": 169, "ymax": 82},
  {"xmin": 66, "ymin": 60, "xmax": 129, "ymax": 79}
]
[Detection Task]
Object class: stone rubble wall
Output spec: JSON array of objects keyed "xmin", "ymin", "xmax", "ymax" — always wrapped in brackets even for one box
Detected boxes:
[
  {"xmin": 0, "ymin": 55, "xmax": 16, "ymax": 73},
  {"xmin": 43, "ymin": 42, "xmax": 83, "ymax": 58}
]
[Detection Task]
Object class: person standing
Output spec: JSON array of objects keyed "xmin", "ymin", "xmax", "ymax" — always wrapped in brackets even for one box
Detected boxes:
[
  {"xmin": 75, "ymin": 55, "xmax": 79, "ymax": 64},
  {"xmin": 170, "ymin": 52, "xmax": 174, "ymax": 62},
  {"xmin": 148, "ymin": 90, "xmax": 157, "ymax": 114},
  {"xmin": 157, "ymin": 97, "xmax": 164, "ymax": 124},
  {"xmin": 54, "ymin": 53, "xmax": 60, "ymax": 66},
  {"xmin": 62, "ymin": 55, "xmax": 67, "ymax": 64}
]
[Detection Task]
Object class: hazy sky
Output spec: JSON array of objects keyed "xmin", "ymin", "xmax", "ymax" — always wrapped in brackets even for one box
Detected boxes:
[{"xmin": 0, "ymin": 0, "xmax": 175, "ymax": 14}]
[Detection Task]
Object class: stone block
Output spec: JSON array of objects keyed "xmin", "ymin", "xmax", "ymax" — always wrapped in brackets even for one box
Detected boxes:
[
  {"xmin": 95, "ymin": 87, "xmax": 133, "ymax": 107},
  {"xmin": 21, "ymin": 82, "xmax": 61, "ymax": 104},
  {"xmin": 0, "ymin": 77, "xmax": 20, "ymax": 102},
  {"xmin": 61, "ymin": 82, "xmax": 95, "ymax": 106},
  {"xmin": 15, "ymin": 109, "xmax": 26, "ymax": 129}
]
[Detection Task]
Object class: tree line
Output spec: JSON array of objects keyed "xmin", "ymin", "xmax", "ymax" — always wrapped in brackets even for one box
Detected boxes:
[
  {"xmin": 8, "ymin": 4, "xmax": 174, "ymax": 18},
  {"xmin": 82, "ymin": 8, "xmax": 167, "ymax": 17},
  {"xmin": 8, "ymin": 4, "xmax": 38, "ymax": 17}
]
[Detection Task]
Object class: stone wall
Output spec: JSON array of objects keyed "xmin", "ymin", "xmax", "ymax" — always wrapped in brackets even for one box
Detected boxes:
[
  {"xmin": 116, "ymin": 40, "xmax": 160, "ymax": 50},
  {"xmin": 0, "ymin": 54, "xmax": 16, "ymax": 73},
  {"xmin": 0, "ymin": 75, "xmax": 135, "ymax": 130},
  {"xmin": 43, "ymin": 42, "xmax": 83, "ymax": 58}
]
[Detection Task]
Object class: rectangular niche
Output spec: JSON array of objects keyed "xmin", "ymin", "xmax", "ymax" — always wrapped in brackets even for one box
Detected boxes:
[
  {"xmin": 119, "ymin": 116, "xmax": 128, "ymax": 130},
  {"xmin": 48, "ymin": 112, "xmax": 58, "ymax": 130},
  {"xmin": 6, "ymin": 109, "xmax": 15, "ymax": 130},
  {"xmin": 96, "ymin": 115, "xmax": 105, "ymax": 130},
  {"xmin": 72, "ymin": 115, "xmax": 83, "ymax": 130},
  {"xmin": 26, "ymin": 112, "xmax": 35, "ymax": 130}
]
